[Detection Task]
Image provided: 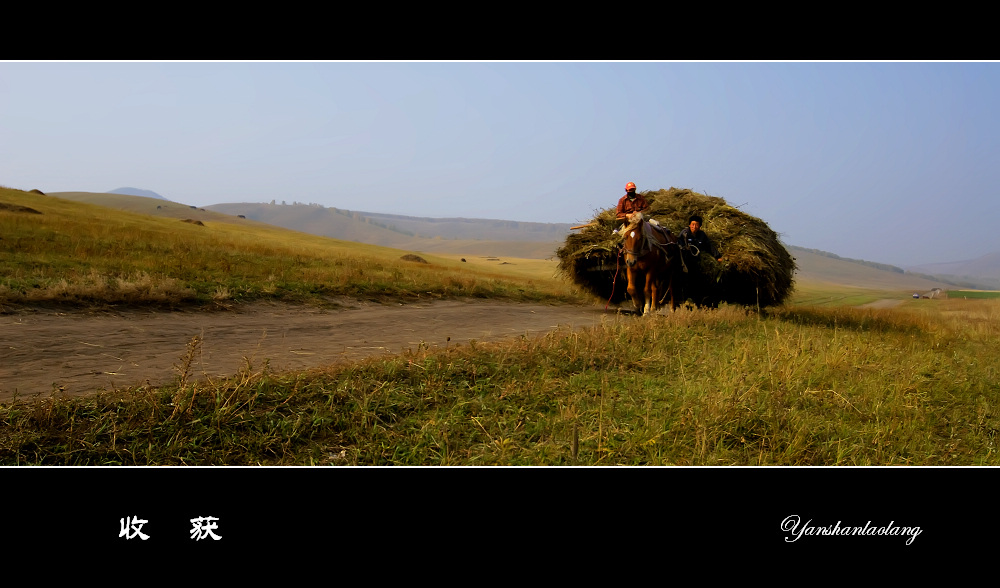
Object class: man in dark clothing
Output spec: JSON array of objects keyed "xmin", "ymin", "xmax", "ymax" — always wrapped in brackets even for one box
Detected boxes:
[
  {"xmin": 678, "ymin": 215, "xmax": 721, "ymax": 262},
  {"xmin": 678, "ymin": 214, "xmax": 722, "ymax": 308}
]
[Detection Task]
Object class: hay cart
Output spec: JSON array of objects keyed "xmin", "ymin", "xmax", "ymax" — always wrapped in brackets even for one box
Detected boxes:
[{"xmin": 557, "ymin": 188, "xmax": 796, "ymax": 309}]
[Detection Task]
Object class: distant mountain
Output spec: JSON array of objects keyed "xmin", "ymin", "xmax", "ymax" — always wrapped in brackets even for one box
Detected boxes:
[
  {"xmin": 900, "ymin": 253, "xmax": 1000, "ymax": 290},
  {"xmin": 357, "ymin": 211, "xmax": 576, "ymax": 241},
  {"xmin": 906, "ymin": 252, "xmax": 1000, "ymax": 282},
  {"xmin": 205, "ymin": 202, "xmax": 574, "ymax": 240},
  {"xmin": 788, "ymin": 246, "xmax": 954, "ymax": 291},
  {"xmin": 203, "ymin": 202, "xmax": 574, "ymax": 258},
  {"xmin": 788, "ymin": 246, "xmax": 906, "ymax": 274},
  {"xmin": 788, "ymin": 245, "xmax": 1000, "ymax": 290},
  {"xmin": 108, "ymin": 187, "xmax": 170, "ymax": 201}
]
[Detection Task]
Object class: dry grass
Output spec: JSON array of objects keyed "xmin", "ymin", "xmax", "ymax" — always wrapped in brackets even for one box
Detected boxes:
[
  {"xmin": 0, "ymin": 186, "xmax": 585, "ymax": 309},
  {"xmin": 4, "ymin": 297, "xmax": 999, "ymax": 465}
]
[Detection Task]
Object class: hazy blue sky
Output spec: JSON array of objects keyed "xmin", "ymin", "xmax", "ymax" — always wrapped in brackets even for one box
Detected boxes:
[{"xmin": 3, "ymin": 61, "xmax": 998, "ymax": 267}]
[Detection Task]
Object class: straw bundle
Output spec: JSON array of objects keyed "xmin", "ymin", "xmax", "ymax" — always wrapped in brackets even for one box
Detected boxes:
[{"xmin": 556, "ymin": 188, "xmax": 796, "ymax": 308}]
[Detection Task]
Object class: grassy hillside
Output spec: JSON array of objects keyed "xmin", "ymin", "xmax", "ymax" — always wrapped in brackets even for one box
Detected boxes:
[
  {"xmin": 790, "ymin": 245, "xmax": 999, "ymax": 291},
  {"xmin": 1, "ymin": 187, "xmax": 583, "ymax": 309},
  {"xmin": 357, "ymin": 210, "xmax": 575, "ymax": 241},
  {"xmin": 204, "ymin": 201, "xmax": 567, "ymax": 259},
  {"xmin": 50, "ymin": 191, "xmax": 246, "ymax": 223},
  {"xmin": 908, "ymin": 252, "xmax": 1000, "ymax": 282},
  {"xmin": 789, "ymin": 246, "xmax": 952, "ymax": 293}
]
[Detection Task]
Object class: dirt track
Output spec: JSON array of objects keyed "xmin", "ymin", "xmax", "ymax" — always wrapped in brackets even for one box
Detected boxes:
[{"xmin": 1, "ymin": 299, "xmax": 615, "ymax": 403}]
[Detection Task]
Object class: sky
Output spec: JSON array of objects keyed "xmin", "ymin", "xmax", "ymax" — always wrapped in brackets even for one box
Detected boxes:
[{"xmin": 2, "ymin": 60, "xmax": 999, "ymax": 267}]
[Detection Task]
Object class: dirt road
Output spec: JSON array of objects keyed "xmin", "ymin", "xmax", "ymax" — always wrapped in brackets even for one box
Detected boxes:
[{"xmin": 1, "ymin": 299, "xmax": 615, "ymax": 403}]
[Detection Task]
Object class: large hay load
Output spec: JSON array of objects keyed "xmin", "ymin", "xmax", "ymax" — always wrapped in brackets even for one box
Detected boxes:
[{"xmin": 556, "ymin": 188, "xmax": 795, "ymax": 308}]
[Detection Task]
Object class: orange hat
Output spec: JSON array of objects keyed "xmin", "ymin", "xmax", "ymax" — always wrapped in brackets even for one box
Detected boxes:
[{"xmin": 625, "ymin": 182, "xmax": 636, "ymax": 191}]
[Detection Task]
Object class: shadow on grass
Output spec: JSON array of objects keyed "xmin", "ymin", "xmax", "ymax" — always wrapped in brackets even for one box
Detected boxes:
[{"xmin": 765, "ymin": 305, "xmax": 926, "ymax": 334}]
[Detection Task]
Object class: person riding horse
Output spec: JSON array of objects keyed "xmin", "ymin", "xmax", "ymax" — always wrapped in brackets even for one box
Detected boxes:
[
  {"xmin": 614, "ymin": 183, "xmax": 681, "ymax": 315},
  {"xmin": 616, "ymin": 182, "xmax": 647, "ymax": 224},
  {"xmin": 616, "ymin": 182, "xmax": 665, "ymax": 232}
]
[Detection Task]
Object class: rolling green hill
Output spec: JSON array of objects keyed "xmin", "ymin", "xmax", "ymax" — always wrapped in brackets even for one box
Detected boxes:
[
  {"xmin": 204, "ymin": 201, "xmax": 571, "ymax": 259},
  {"xmin": 1, "ymin": 187, "xmax": 579, "ymax": 308},
  {"xmin": 48, "ymin": 194, "xmax": 568, "ymax": 260},
  {"xmin": 788, "ymin": 246, "xmax": 952, "ymax": 291}
]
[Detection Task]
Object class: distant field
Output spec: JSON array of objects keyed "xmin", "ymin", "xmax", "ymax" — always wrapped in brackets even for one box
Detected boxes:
[
  {"xmin": 786, "ymin": 279, "xmax": 911, "ymax": 307},
  {"xmin": 948, "ymin": 290, "xmax": 1000, "ymax": 299},
  {"xmin": 429, "ymin": 253, "xmax": 563, "ymax": 282},
  {"xmin": 790, "ymin": 247, "xmax": 952, "ymax": 292}
]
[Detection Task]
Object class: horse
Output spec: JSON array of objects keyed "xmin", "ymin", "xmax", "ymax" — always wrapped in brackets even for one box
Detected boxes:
[{"xmin": 620, "ymin": 216, "xmax": 682, "ymax": 316}]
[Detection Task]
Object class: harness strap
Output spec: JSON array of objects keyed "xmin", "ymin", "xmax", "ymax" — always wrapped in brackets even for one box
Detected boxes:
[{"xmin": 606, "ymin": 248, "xmax": 622, "ymax": 311}]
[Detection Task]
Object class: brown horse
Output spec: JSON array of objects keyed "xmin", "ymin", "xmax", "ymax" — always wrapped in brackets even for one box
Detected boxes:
[{"xmin": 621, "ymin": 218, "xmax": 682, "ymax": 316}]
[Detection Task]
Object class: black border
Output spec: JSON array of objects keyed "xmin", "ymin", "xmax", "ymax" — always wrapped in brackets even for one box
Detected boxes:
[{"xmin": 11, "ymin": 465, "xmax": 994, "ymax": 561}]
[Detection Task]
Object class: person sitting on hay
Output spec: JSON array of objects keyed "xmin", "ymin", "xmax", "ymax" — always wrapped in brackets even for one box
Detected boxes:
[
  {"xmin": 615, "ymin": 182, "xmax": 664, "ymax": 232},
  {"xmin": 679, "ymin": 214, "xmax": 721, "ymax": 262},
  {"xmin": 678, "ymin": 214, "xmax": 723, "ymax": 308}
]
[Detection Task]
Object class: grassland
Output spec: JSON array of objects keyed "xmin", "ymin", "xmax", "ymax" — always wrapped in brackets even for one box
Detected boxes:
[
  {"xmin": 0, "ymin": 187, "xmax": 581, "ymax": 310},
  {"xmin": 784, "ymin": 281, "xmax": 905, "ymax": 307},
  {"xmin": 4, "ymin": 296, "xmax": 998, "ymax": 465},
  {"xmin": 3, "ymin": 186, "xmax": 999, "ymax": 466},
  {"xmin": 948, "ymin": 290, "xmax": 1000, "ymax": 299}
]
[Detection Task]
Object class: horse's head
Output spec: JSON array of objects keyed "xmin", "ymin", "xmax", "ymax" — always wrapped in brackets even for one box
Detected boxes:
[
  {"xmin": 621, "ymin": 218, "xmax": 646, "ymax": 268},
  {"xmin": 622, "ymin": 218, "xmax": 680, "ymax": 268}
]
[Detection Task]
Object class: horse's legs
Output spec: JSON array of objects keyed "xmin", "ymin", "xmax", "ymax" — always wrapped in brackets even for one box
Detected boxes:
[
  {"xmin": 641, "ymin": 276, "xmax": 652, "ymax": 315},
  {"xmin": 646, "ymin": 272, "xmax": 660, "ymax": 314},
  {"xmin": 627, "ymin": 271, "xmax": 643, "ymax": 315},
  {"xmin": 644, "ymin": 270, "xmax": 660, "ymax": 315},
  {"xmin": 660, "ymin": 277, "xmax": 677, "ymax": 314},
  {"xmin": 643, "ymin": 270, "xmax": 655, "ymax": 316}
]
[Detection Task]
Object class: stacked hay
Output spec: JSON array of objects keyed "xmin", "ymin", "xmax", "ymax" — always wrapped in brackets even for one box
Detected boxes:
[{"xmin": 556, "ymin": 188, "xmax": 796, "ymax": 307}]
